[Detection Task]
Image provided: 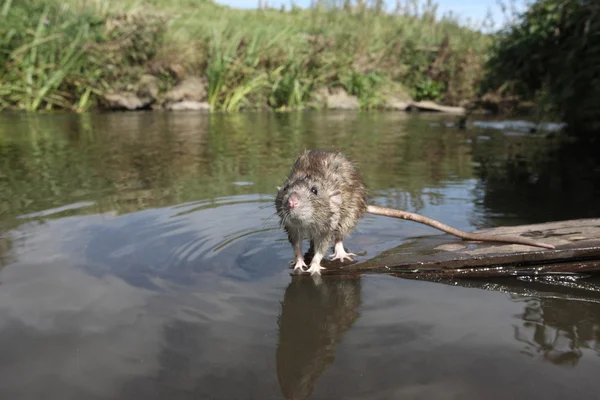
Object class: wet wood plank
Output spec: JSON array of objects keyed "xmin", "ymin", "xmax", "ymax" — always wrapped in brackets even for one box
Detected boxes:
[{"xmin": 320, "ymin": 218, "xmax": 600, "ymax": 278}]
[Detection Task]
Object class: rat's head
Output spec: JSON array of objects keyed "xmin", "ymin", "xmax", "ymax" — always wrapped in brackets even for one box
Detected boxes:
[{"xmin": 275, "ymin": 173, "xmax": 342, "ymax": 229}]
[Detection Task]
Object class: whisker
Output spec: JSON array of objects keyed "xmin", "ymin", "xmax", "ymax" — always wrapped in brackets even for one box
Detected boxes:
[
  {"xmin": 281, "ymin": 212, "xmax": 291, "ymax": 229},
  {"xmin": 262, "ymin": 212, "xmax": 280, "ymax": 229}
]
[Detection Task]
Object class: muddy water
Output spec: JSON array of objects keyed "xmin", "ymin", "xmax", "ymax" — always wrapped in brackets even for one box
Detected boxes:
[{"xmin": 0, "ymin": 111, "xmax": 599, "ymax": 399}]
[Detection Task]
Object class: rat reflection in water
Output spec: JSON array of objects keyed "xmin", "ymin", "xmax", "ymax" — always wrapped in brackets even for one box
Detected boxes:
[{"xmin": 276, "ymin": 275, "xmax": 362, "ymax": 399}]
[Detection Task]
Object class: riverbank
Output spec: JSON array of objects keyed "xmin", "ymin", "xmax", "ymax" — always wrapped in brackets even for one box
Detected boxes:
[{"xmin": 1, "ymin": 0, "xmax": 490, "ymax": 114}]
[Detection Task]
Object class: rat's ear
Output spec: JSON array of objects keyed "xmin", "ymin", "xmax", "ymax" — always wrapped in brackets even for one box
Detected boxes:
[
  {"xmin": 276, "ymin": 186, "xmax": 281, "ymax": 191},
  {"xmin": 330, "ymin": 190, "xmax": 342, "ymax": 210}
]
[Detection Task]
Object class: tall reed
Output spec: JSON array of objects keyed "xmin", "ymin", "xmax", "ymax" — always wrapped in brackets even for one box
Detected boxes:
[{"xmin": 0, "ymin": 0, "xmax": 167, "ymax": 112}]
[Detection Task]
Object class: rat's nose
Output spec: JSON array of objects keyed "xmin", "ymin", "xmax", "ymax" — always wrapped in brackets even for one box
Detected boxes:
[{"xmin": 288, "ymin": 193, "xmax": 300, "ymax": 209}]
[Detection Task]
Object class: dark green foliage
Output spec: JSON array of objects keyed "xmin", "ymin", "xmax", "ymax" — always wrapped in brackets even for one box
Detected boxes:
[
  {"xmin": 341, "ymin": 70, "xmax": 386, "ymax": 108},
  {"xmin": 485, "ymin": 0, "xmax": 600, "ymax": 136},
  {"xmin": 412, "ymin": 77, "xmax": 445, "ymax": 101}
]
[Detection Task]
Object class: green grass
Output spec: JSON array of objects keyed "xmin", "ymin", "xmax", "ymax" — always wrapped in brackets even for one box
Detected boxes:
[
  {"xmin": 0, "ymin": 0, "xmax": 166, "ymax": 112},
  {"xmin": 0, "ymin": 0, "xmax": 491, "ymax": 112},
  {"xmin": 156, "ymin": 0, "xmax": 491, "ymax": 109}
]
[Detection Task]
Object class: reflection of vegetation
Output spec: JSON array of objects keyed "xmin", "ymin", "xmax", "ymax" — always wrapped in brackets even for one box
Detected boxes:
[
  {"xmin": 0, "ymin": 112, "xmax": 211, "ymax": 228},
  {"xmin": 10, "ymin": 112, "xmax": 578, "ymax": 237},
  {"xmin": 0, "ymin": 235, "xmax": 13, "ymax": 270},
  {"xmin": 434, "ymin": 277, "xmax": 600, "ymax": 367},
  {"xmin": 471, "ymin": 131, "xmax": 600, "ymax": 226},
  {"xmin": 512, "ymin": 296, "xmax": 600, "ymax": 367},
  {"xmin": 0, "ymin": 112, "xmax": 480, "ymax": 230}
]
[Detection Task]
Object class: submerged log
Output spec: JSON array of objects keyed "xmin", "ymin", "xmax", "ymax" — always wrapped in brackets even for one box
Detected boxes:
[{"xmin": 315, "ymin": 218, "xmax": 600, "ymax": 278}]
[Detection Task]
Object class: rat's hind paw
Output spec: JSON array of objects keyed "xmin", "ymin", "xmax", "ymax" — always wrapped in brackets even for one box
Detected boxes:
[
  {"xmin": 330, "ymin": 244, "xmax": 356, "ymax": 263},
  {"xmin": 329, "ymin": 251, "xmax": 356, "ymax": 262}
]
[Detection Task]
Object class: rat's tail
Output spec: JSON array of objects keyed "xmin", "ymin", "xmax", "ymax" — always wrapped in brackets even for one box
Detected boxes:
[{"xmin": 366, "ymin": 205, "xmax": 555, "ymax": 250}]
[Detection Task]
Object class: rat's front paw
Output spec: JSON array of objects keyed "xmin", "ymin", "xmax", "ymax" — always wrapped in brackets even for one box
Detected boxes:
[
  {"xmin": 291, "ymin": 258, "xmax": 307, "ymax": 272},
  {"xmin": 306, "ymin": 263, "xmax": 325, "ymax": 275}
]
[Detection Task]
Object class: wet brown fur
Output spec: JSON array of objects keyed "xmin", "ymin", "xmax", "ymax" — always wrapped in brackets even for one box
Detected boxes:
[
  {"xmin": 276, "ymin": 149, "xmax": 555, "ymax": 274},
  {"xmin": 275, "ymin": 150, "xmax": 367, "ymax": 258}
]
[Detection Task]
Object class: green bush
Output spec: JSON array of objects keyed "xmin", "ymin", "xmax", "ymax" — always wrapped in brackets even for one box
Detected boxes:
[
  {"xmin": 341, "ymin": 70, "xmax": 386, "ymax": 108},
  {"xmin": 412, "ymin": 77, "xmax": 445, "ymax": 101},
  {"xmin": 484, "ymin": 0, "xmax": 600, "ymax": 136}
]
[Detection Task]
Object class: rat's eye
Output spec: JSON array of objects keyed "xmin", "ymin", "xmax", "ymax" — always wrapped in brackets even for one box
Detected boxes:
[
  {"xmin": 283, "ymin": 184, "xmax": 289, "ymax": 191},
  {"xmin": 310, "ymin": 186, "xmax": 318, "ymax": 195}
]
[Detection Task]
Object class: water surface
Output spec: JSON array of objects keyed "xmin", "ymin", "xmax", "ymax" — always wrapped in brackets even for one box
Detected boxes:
[{"xmin": 1, "ymin": 111, "xmax": 599, "ymax": 399}]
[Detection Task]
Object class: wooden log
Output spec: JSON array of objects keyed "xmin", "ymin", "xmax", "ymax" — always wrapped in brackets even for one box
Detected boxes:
[{"xmin": 313, "ymin": 218, "xmax": 600, "ymax": 278}]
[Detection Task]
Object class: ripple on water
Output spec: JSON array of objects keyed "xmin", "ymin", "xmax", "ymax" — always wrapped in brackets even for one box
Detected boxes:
[{"xmin": 6, "ymin": 194, "xmax": 285, "ymax": 289}]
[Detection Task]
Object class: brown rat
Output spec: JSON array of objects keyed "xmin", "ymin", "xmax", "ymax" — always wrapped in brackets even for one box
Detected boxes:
[{"xmin": 275, "ymin": 150, "xmax": 555, "ymax": 275}]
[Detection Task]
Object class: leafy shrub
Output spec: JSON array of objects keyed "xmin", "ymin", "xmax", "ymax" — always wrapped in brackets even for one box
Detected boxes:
[
  {"xmin": 484, "ymin": 0, "xmax": 600, "ymax": 136},
  {"xmin": 412, "ymin": 77, "xmax": 445, "ymax": 101}
]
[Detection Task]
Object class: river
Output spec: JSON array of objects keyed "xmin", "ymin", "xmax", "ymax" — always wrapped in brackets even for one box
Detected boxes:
[{"xmin": 0, "ymin": 110, "xmax": 599, "ymax": 399}]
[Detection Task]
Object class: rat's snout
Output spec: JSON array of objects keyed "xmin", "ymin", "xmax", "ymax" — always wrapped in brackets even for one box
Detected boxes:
[{"xmin": 288, "ymin": 193, "xmax": 300, "ymax": 209}]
